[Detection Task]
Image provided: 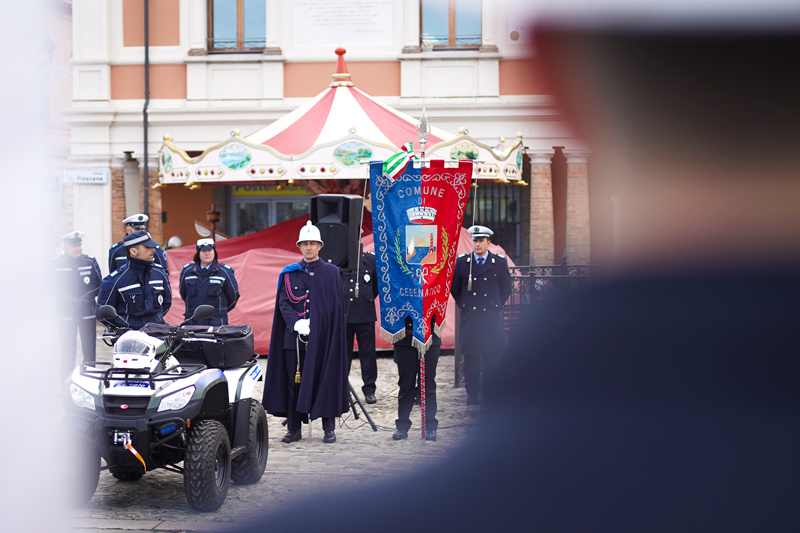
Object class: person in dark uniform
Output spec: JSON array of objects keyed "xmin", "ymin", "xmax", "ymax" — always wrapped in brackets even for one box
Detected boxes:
[
  {"xmin": 451, "ymin": 225, "xmax": 512, "ymax": 405},
  {"xmin": 179, "ymin": 238, "xmax": 239, "ymax": 326},
  {"xmin": 262, "ymin": 221, "xmax": 350, "ymax": 444},
  {"xmin": 108, "ymin": 214, "xmax": 168, "ymax": 274},
  {"xmin": 392, "ymin": 314, "xmax": 442, "ymax": 441},
  {"xmin": 96, "ymin": 231, "xmax": 171, "ymax": 329},
  {"xmin": 54, "ymin": 231, "xmax": 102, "ymax": 379},
  {"xmin": 342, "ymin": 251, "xmax": 380, "ymax": 404}
]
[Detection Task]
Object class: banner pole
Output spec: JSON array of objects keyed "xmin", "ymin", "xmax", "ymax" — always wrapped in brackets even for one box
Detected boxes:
[{"xmin": 419, "ymin": 347, "xmax": 427, "ymax": 440}]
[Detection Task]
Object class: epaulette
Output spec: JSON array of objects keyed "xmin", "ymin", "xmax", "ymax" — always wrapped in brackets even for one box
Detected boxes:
[
  {"xmin": 111, "ymin": 242, "xmax": 122, "ymax": 249},
  {"xmin": 223, "ymin": 264, "xmax": 232, "ymax": 269},
  {"xmin": 110, "ymin": 269, "xmax": 119, "ymax": 277},
  {"xmin": 366, "ymin": 251, "xmax": 375, "ymax": 255},
  {"xmin": 497, "ymin": 254, "xmax": 505, "ymax": 259},
  {"xmin": 86, "ymin": 255, "xmax": 95, "ymax": 259},
  {"xmin": 458, "ymin": 253, "xmax": 466, "ymax": 258},
  {"xmin": 152, "ymin": 263, "xmax": 165, "ymax": 270},
  {"xmin": 184, "ymin": 262, "xmax": 193, "ymax": 268}
]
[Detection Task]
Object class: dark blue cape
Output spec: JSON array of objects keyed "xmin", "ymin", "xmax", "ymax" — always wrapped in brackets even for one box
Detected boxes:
[{"xmin": 262, "ymin": 260, "xmax": 349, "ymax": 420}]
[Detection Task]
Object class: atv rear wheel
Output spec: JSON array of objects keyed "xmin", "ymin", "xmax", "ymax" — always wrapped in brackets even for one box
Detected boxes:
[
  {"xmin": 110, "ymin": 466, "xmax": 144, "ymax": 481},
  {"xmin": 231, "ymin": 399, "xmax": 269, "ymax": 484},
  {"xmin": 183, "ymin": 419, "xmax": 231, "ymax": 512}
]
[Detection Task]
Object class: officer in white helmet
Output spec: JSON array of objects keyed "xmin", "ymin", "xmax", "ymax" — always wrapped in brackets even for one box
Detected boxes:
[
  {"xmin": 262, "ymin": 221, "xmax": 350, "ymax": 445},
  {"xmin": 108, "ymin": 213, "xmax": 169, "ymax": 274}
]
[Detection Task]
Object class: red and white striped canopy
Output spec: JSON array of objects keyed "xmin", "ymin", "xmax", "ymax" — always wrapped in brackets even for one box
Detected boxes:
[{"xmin": 245, "ymin": 49, "xmax": 452, "ymax": 155}]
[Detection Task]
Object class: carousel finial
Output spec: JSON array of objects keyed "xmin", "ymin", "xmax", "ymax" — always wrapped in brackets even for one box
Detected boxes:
[{"xmin": 331, "ymin": 48, "xmax": 353, "ymax": 87}]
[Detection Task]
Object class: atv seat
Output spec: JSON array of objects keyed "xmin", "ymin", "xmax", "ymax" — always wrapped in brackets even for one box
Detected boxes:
[{"xmin": 140, "ymin": 324, "xmax": 255, "ymax": 369}]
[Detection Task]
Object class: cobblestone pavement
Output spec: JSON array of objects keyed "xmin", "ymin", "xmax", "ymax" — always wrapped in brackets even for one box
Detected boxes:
[{"xmin": 68, "ymin": 328, "xmax": 481, "ymax": 532}]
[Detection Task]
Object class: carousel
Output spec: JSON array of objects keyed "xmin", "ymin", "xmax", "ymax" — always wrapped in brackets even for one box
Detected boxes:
[{"xmin": 156, "ymin": 48, "xmax": 526, "ymax": 193}]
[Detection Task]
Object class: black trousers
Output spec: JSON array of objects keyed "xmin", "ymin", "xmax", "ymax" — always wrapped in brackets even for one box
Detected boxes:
[
  {"xmin": 283, "ymin": 349, "xmax": 334, "ymax": 432},
  {"xmin": 463, "ymin": 352, "xmax": 497, "ymax": 402},
  {"xmin": 59, "ymin": 316, "xmax": 96, "ymax": 380},
  {"xmin": 394, "ymin": 344, "xmax": 440, "ymax": 432},
  {"xmin": 346, "ymin": 322, "xmax": 378, "ymax": 395}
]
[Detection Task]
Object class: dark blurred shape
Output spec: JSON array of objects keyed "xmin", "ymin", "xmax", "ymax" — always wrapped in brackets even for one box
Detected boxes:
[{"xmin": 236, "ymin": 15, "xmax": 800, "ymax": 533}]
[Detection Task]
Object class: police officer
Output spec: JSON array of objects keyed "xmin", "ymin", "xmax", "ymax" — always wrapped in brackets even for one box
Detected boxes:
[
  {"xmin": 54, "ymin": 231, "xmax": 102, "ymax": 379},
  {"xmin": 451, "ymin": 225, "xmax": 512, "ymax": 405},
  {"xmin": 179, "ymin": 238, "xmax": 240, "ymax": 326},
  {"xmin": 108, "ymin": 214, "xmax": 168, "ymax": 274},
  {"xmin": 342, "ymin": 251, "xmax": 380, "ymax": 404},
  {"xmin": 97, "ymin": 231, "xmax": 172, "ymax": 329}
]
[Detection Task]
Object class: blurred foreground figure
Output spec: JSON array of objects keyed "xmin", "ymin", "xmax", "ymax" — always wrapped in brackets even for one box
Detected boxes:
[{"xmin": 238, "ymin": 8, "xmax": 800, "ymax": 532}]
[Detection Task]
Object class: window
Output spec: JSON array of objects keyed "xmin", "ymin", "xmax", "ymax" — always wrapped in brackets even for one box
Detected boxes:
[
  {"xmin": 208, "ymin": 0, "xmax": 266, "ymax": 52},
  {"xmin": 421, "ymin": 0, "xmax": 481, "ymax": 49}
]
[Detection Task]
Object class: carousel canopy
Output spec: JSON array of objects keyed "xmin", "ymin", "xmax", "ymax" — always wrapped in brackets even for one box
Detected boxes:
[{"xmin": 158, "ymin": 48, "xmax": 525, "ymax": 188}]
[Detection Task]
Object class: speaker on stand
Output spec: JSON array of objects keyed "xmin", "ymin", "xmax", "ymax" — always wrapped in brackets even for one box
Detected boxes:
[{"xmin": 310, "ymin": 194, "xmax": 364, "ymax": 271}]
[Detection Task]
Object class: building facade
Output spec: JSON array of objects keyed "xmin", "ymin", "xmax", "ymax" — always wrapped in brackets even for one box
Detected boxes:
[{"xmin": 65, "ymin": 0, "xmax": 598, "ymax": 273}]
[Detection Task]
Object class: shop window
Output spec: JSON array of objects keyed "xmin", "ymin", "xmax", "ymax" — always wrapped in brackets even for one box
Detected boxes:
[
  {"xmin": 421, "ymin": 0, "xmax": 482, "ymax": 49},
  {"xmin": 208, "ymin": 0, "xmax": 266, "ymax": 52}
]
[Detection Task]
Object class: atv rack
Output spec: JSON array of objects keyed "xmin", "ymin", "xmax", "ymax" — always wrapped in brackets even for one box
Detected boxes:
[{"xmin": 79, "ymin": 361, "xmax": 208, "ymax": 390}]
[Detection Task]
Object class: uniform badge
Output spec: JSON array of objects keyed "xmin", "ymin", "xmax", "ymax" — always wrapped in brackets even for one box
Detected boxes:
[
  {"xmin": 364, "ymin": 273, "xmax": 370, "ymax": 283},
  {"xmin": 157, "ymin": 295, "xmax": 163, "ymax": 305},
  {"xmin": 83, "ymin": 276, "xmax": 90, "ymax": 284}
]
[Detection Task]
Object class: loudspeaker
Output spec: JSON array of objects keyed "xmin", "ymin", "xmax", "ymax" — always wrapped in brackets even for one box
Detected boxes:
[{"xmin": 310, "ymin": 194, "xmax": 363, "ymax": 270}]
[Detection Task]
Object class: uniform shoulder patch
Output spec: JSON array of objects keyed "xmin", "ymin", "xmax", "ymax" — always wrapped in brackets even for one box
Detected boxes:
[
  {"xmin": 111, "ymin": 242, "xmax": 122, "ymax": 249},
  {"xmin": 183, "ymin": 262, "xmax": 193, "ymax": 268},
  {"xmin": 110, "ymin": 269, "xmax": 119, "ymax": 277},
  {"xmin": 86, "ymin": 254, "xmax": 95, "ymax": 259},
  {"xmin": 458, "ymin": 253, "xmax": 466, "ymax": 258},
  {"xmin": 366, "ymin": 251, "xmax": 375, "ymax": 255},
  {"xmin": 497, "ymin": 254, "xmax": 505, "ymax": 259},
  {"xmin": 223, "ymin": 264, "xmax": 231, "ymax": 269},
  {"xmin": 152, "ymin": 263, "xmax": 164, "ymax": 269}
]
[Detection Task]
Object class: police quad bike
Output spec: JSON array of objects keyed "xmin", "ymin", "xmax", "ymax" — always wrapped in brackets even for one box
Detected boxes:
[{"xmin": 66, "ymin": 304, "xmax": 268, "ymax": 512}]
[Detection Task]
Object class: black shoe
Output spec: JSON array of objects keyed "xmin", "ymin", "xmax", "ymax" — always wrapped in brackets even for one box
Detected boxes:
[
  {"xmin": 281, "ymin": 429, "xmax": 302, "ymax": 443},
  {"xmin": 392, "ymin": 429, "xmax": 408, "ymax": 441},
  {"xmin": 323, "ymin": 430, "xmax": 336, "ymax": 443},
  {"xmin": 466, "ymin": 397, "xmax": 479, "ymax": 406},
  {"xmin": 365, "ymin": 393, "xmax": 377, "ymax": 404},
  {"xmin": 425, "ymin": 430, "xmax": 437, "ymax": 442}
]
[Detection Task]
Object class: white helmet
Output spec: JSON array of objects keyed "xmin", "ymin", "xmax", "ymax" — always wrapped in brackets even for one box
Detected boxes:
[{"xmin": 297, "ymin": 221, "xmax": 324, "ymax": 246}]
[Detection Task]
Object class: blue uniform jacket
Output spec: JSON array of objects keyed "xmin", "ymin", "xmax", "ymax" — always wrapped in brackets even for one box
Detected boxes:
[
  {"xmin": 178, "ymin": 260, "xmax": 240, "ymax": 326},
  {"xmin": 96, "ymin": 256, "xmax": 172, "ymax": 328},
  {"xmin": 109, "ymin": 241, "xmax": 168, "ymax": 275},
  {"xmin": 342, "ymin": 252, "xmax": 379, "ymax": 324},
  {"xmin": 53, "ymin": 253, "xmax": 102, "ymax": 318}
]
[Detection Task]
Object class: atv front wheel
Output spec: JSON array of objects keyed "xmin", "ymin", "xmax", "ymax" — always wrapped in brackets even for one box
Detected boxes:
[
  {"xmin": 183, "ymin": 419, "xmax": 231, "ymax": 512},
  {"xmin": 231, "ymin": 399, "xmax": 268, "ymax": 484},
  {"xmin": 109, "ymin": 466, "xmax": 144, "ymax": 481}
]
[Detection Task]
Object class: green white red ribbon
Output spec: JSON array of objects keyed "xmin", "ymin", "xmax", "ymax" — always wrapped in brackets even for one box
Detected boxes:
[{"xmin": 382, "ymin": 142, "xmax": 413, "ymax": 180}]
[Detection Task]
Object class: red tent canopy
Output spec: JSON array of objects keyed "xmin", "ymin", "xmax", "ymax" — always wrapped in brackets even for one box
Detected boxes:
[{"xmin": 165, "ymin": 214, "xmax": 511, "ymax": 355}]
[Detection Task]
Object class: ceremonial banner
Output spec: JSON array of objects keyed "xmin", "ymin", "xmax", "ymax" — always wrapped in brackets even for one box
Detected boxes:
[{"xmin": 370, "ymin": 159, "xmax": 472, "ymax": 352}]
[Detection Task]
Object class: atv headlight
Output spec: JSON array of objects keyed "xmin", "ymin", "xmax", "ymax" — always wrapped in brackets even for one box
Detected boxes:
[
  {"xmin": 158, "ymin": 386, "xmax": 195, "ymax": 412},
  {"xmin": 70, "ymin": 384, "xmax": 95, "ymax": 410}
]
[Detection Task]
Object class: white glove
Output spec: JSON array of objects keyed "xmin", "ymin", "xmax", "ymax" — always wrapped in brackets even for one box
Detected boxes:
[{"xmin": 294, "ymin": 319, "xmax": 310, "ymax": 336}]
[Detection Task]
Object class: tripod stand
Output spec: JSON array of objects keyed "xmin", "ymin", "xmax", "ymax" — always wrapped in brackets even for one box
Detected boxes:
[{"xmin": 348, "ymin": 380, "xmax": 378, "ymax": 431}]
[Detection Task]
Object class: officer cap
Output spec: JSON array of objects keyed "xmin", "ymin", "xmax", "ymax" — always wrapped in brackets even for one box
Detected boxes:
[
  {"xmin": 196, "ymin": 238, "xmax": 215, "ymax": 251},
  {"xmin": 297, "ymin": 221, "xmax": 324, "ymax": 246},
  {"xmin": 468, "ymin": 225, "xmax": 493, "ymax": 240},
  {"xmin": 122, "ymin": 214, "xmax": 149, "ymax": 229},
  {"xmin": 61, "ymin": 231, "xmax": 84, "ymax": 245},
  {"xmin": 123, "ymin": 230, "xmax": 159, "ymax": 248}
]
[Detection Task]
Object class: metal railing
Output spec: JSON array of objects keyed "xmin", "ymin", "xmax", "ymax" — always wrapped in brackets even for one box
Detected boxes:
[{"xmin": 453, "ymin": 263, "xmax": 599, "ymax": 387}]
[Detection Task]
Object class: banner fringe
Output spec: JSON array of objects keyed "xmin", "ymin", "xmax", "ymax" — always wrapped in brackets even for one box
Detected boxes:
[
  {"xmin": 433, "ymin": 317, "xmax": 447, "ymax": 338},
  {"xmin": 380, "ymin": 327, "xmax": 406, "ymax": 345}
]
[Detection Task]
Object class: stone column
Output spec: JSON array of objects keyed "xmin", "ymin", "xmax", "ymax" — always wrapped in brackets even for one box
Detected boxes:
[
  {"xmin": 564, "ymin": 150, "xmax": 592, "ymax": 265},
  {"xmin": 529, "ymin": 150, "xmax": 555, "ymax": 266}
]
